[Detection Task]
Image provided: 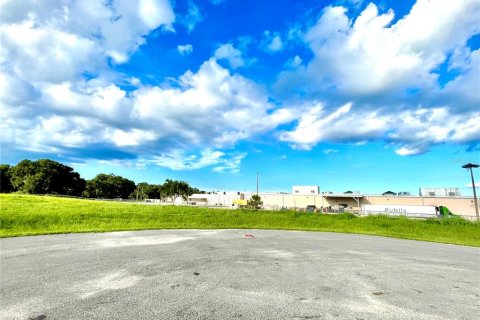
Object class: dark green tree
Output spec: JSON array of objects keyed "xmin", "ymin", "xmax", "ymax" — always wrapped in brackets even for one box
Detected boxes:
[
  {"xmin": 0, "ymin": 164, "xmax": 14, "ymax": 193},
  {"xmin": 146, "ymin": 184, "xmax": 163, "ymax": 199},
  {"xmin": 131, "ymin": 182, "xmax": 149, "ymax": 200},
  {"xmin": 128, "ymin": 181, "xmax": 202, "ymax": 201},
  {"xmin": 162, "ymin": 179, "xmax": 196, "ymax": 201},
  {"xmin": 9, "ymin": 159, "xmax": 85, "ymax": 196},
  {"xmin": 84, "ymin": 173, "xmax": 135, "ymax": 199},
  {"xmin": 188, "ymin": 187, "xmax": 202, "ymax": 195},
  {"xmin": 247, "ymin": 194, "xmax": 263, "ymax": 210},
  {"xmin": 131, "ymin": 182, "xmax": 160, "ymax": 200},
  {"xmin": 9, "ymin": 160, "xmax": 36, "ymax": 191}
]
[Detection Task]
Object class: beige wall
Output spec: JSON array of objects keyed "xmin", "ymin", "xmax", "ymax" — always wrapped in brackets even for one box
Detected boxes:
[
  {"xmin": 322, "ymin": 197, "xmax": 361, "ymax": 209},
  {"xmin": 191, "ymin": 192, "xmax": 478, "ymax": 218},
  {"xmin": 261, "ymin": 195, "xmax": 361, "ymax": 211},
  {"xmin": 262, "ymin": 194, "xmax": 478, "ymax": 217},
  {"xmin": 261, "ymin": 194, "xmax": 325, "ymax": 209}
]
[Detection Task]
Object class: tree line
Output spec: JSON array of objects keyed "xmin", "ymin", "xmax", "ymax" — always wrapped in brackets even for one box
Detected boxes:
[{"xmin": 0, "ymin": 159, "xmax": 203, "ymax": 200}]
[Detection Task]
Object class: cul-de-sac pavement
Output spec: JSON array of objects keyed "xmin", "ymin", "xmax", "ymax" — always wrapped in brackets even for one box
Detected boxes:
[{"xmin": 1, "ymin": 230, "xmax": 479, "ymax": 320}]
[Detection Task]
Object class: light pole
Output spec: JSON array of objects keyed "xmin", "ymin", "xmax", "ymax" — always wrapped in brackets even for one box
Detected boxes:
[{"xmin": 462, "ymin": 163, "xmax": 479, "ymax": 220}]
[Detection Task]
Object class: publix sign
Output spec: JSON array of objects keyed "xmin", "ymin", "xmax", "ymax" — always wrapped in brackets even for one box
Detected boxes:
[
  {"xmin": 362, "ymin": 204, "xmax": 437, "ymax": 217},
  {"xmin": 384, "ymin": 207, "xmax": 407, "ymax": 214}
]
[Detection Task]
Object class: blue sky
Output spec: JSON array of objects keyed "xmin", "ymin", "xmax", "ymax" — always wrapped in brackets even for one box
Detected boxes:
[{"xmin": 1, "ymin": 0, "xmax": 479, "ymax": 195}]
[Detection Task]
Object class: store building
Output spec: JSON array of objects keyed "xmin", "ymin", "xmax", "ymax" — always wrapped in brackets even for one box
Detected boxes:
[{"xmin": 187, "ymin": 186, "xmax": 478, "ymax": 218}]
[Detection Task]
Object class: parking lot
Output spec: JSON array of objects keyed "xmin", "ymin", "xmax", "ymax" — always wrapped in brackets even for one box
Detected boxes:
[{"xmin": 1, "ymin": 230, "xmax": 478, "ymax": 320}]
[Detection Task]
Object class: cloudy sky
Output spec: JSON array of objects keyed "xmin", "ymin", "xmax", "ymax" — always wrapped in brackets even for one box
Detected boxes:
[{"xmin": 1, "ymin": 0, "xmax": 479, "ymax": 195}]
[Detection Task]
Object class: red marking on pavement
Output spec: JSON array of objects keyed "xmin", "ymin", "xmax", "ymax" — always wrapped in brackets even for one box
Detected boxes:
[{"xmin": 244, "ymin": 234, "xmax": 255, "ymax": 238}]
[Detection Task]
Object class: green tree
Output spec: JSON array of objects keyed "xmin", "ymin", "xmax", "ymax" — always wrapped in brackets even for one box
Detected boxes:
[
  {"xmin": 146, "ymin": 184, "xmax": 163, "ymax": 199},
  {"xmin": 188, "ymin": 187, "xmax": 202, "ymax": 195},
  {"xmin": 9, "ymin": 159, "xmax": 85, "ymax": 196},
  {"xmin": 131, "ymin": 182, "xmax": 158, "ymax": 200},
  {"xmin": 0, "ymin": 164, "xmax": 14, "ymax": 193},
  {"xmin": 9, "ymin": 160, "xmax": 36, "ymax": 191},
  {"xmin": 84, "ymin": 173, "xmax": 135, "ymax": 199},
  {"xmin": 247, "ymin": 194, "xmax": 263, "ymax": 210},
  {"xmin": 132, "ymin": 182, "xmax": 148, "ymax": 200},
  {"xmin": 162, "ymin": 179, "xmax": 197, "ymax": 201}
]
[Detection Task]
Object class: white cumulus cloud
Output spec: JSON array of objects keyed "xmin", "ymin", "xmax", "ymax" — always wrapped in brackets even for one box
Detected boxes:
[
  {"xmin": 295, "ymin": 0, "xmax": 480, "ymax": 95},
  {"xmin": 177, "ymin": 44, "xmax": 194, "ymax": 55},
  {"xmin": 276, "ymin": 0, "xmax": 480, "ymax": 155},
  {"xmin": 280, "ymin": 102, "xmax": 479, "ymax": 155},
  {"xmin": 214, "ymin": 43, "xmax": 246, "ymax": 69},
  {"xmin": 149, "ymin": 149, "xmax": 245, "ymax": 173}
]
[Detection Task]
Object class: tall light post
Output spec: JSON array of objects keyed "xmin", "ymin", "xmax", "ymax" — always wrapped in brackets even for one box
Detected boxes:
[{"xmin": 462, "ymin": 163, "xmax": 479, "ymax": 220}]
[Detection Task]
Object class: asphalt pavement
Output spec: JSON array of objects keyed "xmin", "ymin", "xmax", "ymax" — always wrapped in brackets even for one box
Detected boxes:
[{"xmin": 1, "ymin": 230, "xmax": 479, "ymax": 320}]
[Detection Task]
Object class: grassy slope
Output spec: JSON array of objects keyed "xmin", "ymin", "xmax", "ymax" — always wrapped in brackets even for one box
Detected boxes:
[{"xmin": 1, "ymin": 194, "xmax": 479, "ymax": 246}]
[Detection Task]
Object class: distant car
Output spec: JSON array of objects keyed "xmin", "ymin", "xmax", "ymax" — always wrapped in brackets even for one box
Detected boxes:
[{"xmin": 306, "ymin": 205, "xmax": 316, "ymax": 212}]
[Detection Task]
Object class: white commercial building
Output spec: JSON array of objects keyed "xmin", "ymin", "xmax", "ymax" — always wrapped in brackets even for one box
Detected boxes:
[
  {"xmin": 292, "ymin": 186, "xmax": 320, "ymax": 195},
  {"xmin": 419, "ymin": 188, "xmax": 461, "ymax": 197},
  {"xmin": 185, "ymin": 186, "xmax": 478, "ymax": 218},
  {"xmin": 188, "ymin": 192, "xmax": 243, "ymax": 206}
]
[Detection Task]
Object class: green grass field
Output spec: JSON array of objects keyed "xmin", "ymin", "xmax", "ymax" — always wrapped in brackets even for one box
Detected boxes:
[{"xmin": 1, "ymin": 194, "xmax": 479, "ymax": 246}]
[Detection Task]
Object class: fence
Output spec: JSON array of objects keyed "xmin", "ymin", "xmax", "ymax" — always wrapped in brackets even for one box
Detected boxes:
[{"xmin": 24, "ymin": 194, "xmax": 479, "ymax": 220}]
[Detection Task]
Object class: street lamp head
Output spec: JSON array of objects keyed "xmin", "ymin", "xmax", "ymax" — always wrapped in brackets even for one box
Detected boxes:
[
  {"xmin": 462, "ymin": 163, "xmax": 479, "ymax": 220},
  {"xmin": 462, "ymin": 163, "xmax": 479, "ymax": 169}
]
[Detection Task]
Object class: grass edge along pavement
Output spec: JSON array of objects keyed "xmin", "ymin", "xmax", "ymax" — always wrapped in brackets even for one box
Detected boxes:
[{"xmin": 1, "ymin": 194, "xmax": 479, "ymax": 246}]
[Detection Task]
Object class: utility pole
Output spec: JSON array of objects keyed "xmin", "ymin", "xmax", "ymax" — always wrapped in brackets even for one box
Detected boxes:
[
  {"xmin": 462, "ymin": 163, "xmax": 479, "ymax": 220},
  {"xmin": 256, "ymin": 172, "xmax": 259, "ymax": 196},
  {"xmin": 136, "ymin": 184, "xmax": 141, "ymax": 201}
]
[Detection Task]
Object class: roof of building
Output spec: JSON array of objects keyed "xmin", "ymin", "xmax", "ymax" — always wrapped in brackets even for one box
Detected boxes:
[{"xmin": 323, "ymin": 193, "xmax": 364, "ymax": 198}]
